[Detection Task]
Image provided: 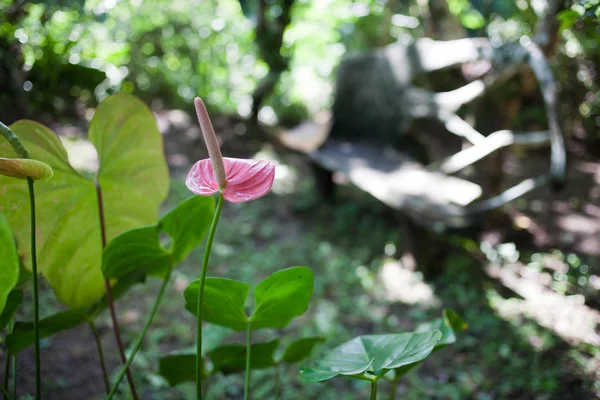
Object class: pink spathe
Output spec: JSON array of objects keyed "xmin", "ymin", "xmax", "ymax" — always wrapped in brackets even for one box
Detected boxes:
[
  {"xmin": 187, "ymin": 96, "xmax": 275, "ymax": 203},
  {"xmin": 186, "ymin": 157, "xmax": 275, "ymax": 203}
]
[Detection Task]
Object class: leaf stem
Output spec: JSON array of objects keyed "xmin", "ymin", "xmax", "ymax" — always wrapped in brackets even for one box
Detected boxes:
[
  {"xmin": 95, "ymin": 181, "xmax": 139, "ymax": 400},
  {"xmin": 106, "ymin": 267, "xmax": 173, "ymax": 400},
  {"xmin": 88, "ymin": 319, "xmax": 110, "ymax": 394},
  {"xmin": 3, "ymin": 345, "xmax": 10, "ymax": 400},
  {"xmin": 275, "ymin": 363, "xmax": 282, "ymax": 400},
  {"xmin": 196, "ymin": 194, "xmax": 224, "ymax": 399},
  {"xmin": 0, "ymin": 121, "xmax": 29, "ymax": 159},
  {"xmin": 27, "ymin": 177, "xmax": 41, "ymax": 400},
  {"xmin": 388, "ymin": 377, "xmax": 398, "ymax": 400},
  {"xmin": 244, "ymin": 322, "xmax": 251, "ymax": 400},
  {"xmin": 3, "ymin": 320, "xmax": 15, "ymax": 400},
  {"xmin": 0, "ymin": 384, "xmax": 10, "ymax": 400},
  {"xmin": 370, "ymin": 379, "xmax": 378, "ymax": 400}
]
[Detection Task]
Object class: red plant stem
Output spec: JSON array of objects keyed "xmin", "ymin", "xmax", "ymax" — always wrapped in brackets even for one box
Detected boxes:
[{"xmin": 95, "ymin": 181, "xmax": 139, "ymax": 400}]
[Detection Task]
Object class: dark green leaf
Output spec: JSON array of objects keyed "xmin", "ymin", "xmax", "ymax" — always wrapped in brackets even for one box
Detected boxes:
[
  {"xmin": 6, "ymin": 271, "xmax": 146, "ymax": 353},
  {"xmin": 102, "ymin": 226, "xmax": 171, "ymax": 279},
  {"xmin": 416, "ymin": 308, "xmax": 467, "ymax": 349},
  {"xmin": 394, "ymin": 309, "xmax": 467, "ymax": 378},
  {"xmin": 6, "ymin": 309, "xmax": 87, "ymax": 353},
  {"xmin": 158, "ymin": 350, "xmax": 208, "ymax": 386},
  {"xmin": 299, "ymin": 331, "xmax": 441, "ymax": 383},
  {"xmin": 0, "ymin": 290, "xmax": 24, "ymax": 331},
  {"xmin": 184, "ymin": 278, "xmax": 250, "ymax": 331},
  {"xmin": 160, "ymin": 196, "xmax": 215, "ymax": 264},
  {"xmin": 0, "ymin": 214, "xmax": 19, "ymax": 316},
  {"xmin": 280, "ymin": 337, "xmax": 324, "ymax": 364},
  {"xmin": 250, "ymin": 266, "xmax": 313, "ymax": 329},
  {"xmin": 209, "ymin": 339, "xmax": 279, "ymax": 374}
]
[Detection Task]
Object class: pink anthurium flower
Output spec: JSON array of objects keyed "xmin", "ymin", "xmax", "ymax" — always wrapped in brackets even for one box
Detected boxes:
[{"xmin": 186, "ymin": 97, "xmax": 275, "ymax": 203}]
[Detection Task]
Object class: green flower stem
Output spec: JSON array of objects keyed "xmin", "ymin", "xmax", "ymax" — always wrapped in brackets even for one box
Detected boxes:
[
  {"xmin": 196, "ymin": 193, "xmax": 224, "ymax": 399},
  {"xmin": 244, "ymin": 322, "xmax": 252, "ymax": 400},
  {"xmin": 88, "ymin": 319, "xmax": 110, "ymax": 394},
  {"xmin": 27, "ymin": 177, "xmax": 41, "ymax": 400},
  {"xmin": 0, "ymin": 122, "xmax": 30, "ymax": 400},
  {"xmin": 0, "ymin": 121, "xmax": 29, "ymax": 159},
  {"xmin": 107, "ymin": 266, "xmax": 173, "ymax": 400},
  {"xmin": 95, "ymin": 181, "xmax": 139, "ymax": 400},
  {"xmin": 370, "ymin": 380, "xmax": 378, "ymax": 400}
]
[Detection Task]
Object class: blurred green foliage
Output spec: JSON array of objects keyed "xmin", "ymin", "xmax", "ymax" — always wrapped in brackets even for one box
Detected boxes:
[{"xmin": 1, "ymin": 0, "xmax": 599, "ymax": 142}]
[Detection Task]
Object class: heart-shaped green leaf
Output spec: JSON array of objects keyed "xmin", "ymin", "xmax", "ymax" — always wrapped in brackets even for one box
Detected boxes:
[
  {"xmin": 184, "ymin": 266, "xmax": 313, "ymax": 331},
  {"xmin": 102, "ymin": 226, "xmax": 171, "ymax": 279},
  {"xmin": 102, "ymin": 196, "xmax": 215, "ymax": 279},
  {"xmin": 209, "ymin": 339, "xmax": 280, "ymax": 375},
  {"xmin": 0, "ymin": 94, "xmax": 169, "ymax": 307},
  {"xmin": 299, "ymin": 330, "xmax": 442, "ymax": 383},
  {"xmin": 250, "ymin": 266, "xmax": 314, "ymax": 329},
  {"xmin": 280, "ymin": 337, "xmax": 325, "ymax": 364},
  {"xmin": 389, "ymin": 309, "xmax": 467, "ymax": 379},
  {"xmin": 0, "ymin": 290, "xmax": 23, "ymax": 331},
  {"xmin": 160, "ymin": 196, "xmax": 215, "ymax": 265},
  {"xmin": 0, "ymin": 214, "xmax": 19, "ymax": 316},
  {"xmin": 185, "ymin": 278, "xmax": 250, "ymax": 331}
]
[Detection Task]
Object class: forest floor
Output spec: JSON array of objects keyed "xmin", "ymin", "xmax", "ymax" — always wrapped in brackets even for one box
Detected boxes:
[{"xmin": 3, "ymin": 108, "xmax": 600, "ymax": 400}]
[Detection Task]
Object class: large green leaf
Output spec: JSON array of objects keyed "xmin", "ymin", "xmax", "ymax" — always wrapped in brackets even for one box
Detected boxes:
[
  {"xmin": 299, "ymin": 331, "xmax": 442, "ymax": 383},
  {"xmin": 184, "ymin": 278, "xmax": 250, "ymax": 331},
  {"xmin": 209, "ymin": 339, "xmax": 280, "ymax": 375},
  {"xmin": 102, "ymin": 196, "xmax": 214, "ymax": 279},
  {"xmin": 0, "ymin": 94, "xmax": 169, "ymax": 307},
  {"xmin": 0, "ymin": 214, "xmax": 19, "ymax": 316},
  {"xmin": 184, "ymin": 266, "xmax": 314, "ymax": 331},
  {"xmin": 280, "ymin": 337, "xmax": 325, "ymax": 364}
]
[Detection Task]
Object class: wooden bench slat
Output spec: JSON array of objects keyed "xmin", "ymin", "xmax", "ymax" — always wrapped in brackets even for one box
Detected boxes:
[{"xmin": 311, "ymin": 140, "xmax": 483, "ymax": 210}]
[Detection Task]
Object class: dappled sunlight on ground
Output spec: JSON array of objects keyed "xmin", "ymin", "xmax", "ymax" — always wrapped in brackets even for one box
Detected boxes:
[
  {"xmin": 377, "ymin": 259, "xmax": 440, "ymax": 308},
  {"xmin": 486, "ymin": 262, "xmax": 600, "ymax": 346}
]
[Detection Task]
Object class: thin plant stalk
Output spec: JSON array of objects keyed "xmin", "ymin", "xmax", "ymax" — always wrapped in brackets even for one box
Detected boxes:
[
  {"xmin": 3, "ymin": 320, "xmax": 15, "ymax": 400},
  {"xmin": 196, "ymin": 194, "xmax": 224, "ymax": 399},
  {"xmin": 27, "ymin": 177, "xmax": 41, "ymax": 400},
  {"xmin": 275, "ymin": 364, "xmax": 282, "ymax": 400},
  {"xmin": 0, "ymin": 384, "xmax": 10, "ymax": 400},
  {"xmin": 3, "ymin": 344, "xmax": 10, "ymax": 400},
  {"xmin": 95, "ymin": 181, "xmax": 139, "ymax": 400},
  {"xmin": 10, "ymin": 353, "xmax": 14, "ymax": 400},
  {"xmin": 388, "ymin": 377, "xmax": 399, "ymax": 400},
  {"xmin": 88, "ymin": 319, "xmax": 110, "ymax": 394},
  {"xmin": 370, "ymin": 380, "xmax": 378, "ymax": 400},
  {"xmin": 244, "ymin": 323, "xmax": 252, "ymax": 400},
  {"xmin": 107, "ymin": 267, "xmax": 173, "ymax": 400}
]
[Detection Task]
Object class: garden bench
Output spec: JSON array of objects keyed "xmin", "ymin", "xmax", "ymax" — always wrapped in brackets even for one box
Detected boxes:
[{"xmin": 279, "ymin": 37, "xmax": 566, "ymax": 230}]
